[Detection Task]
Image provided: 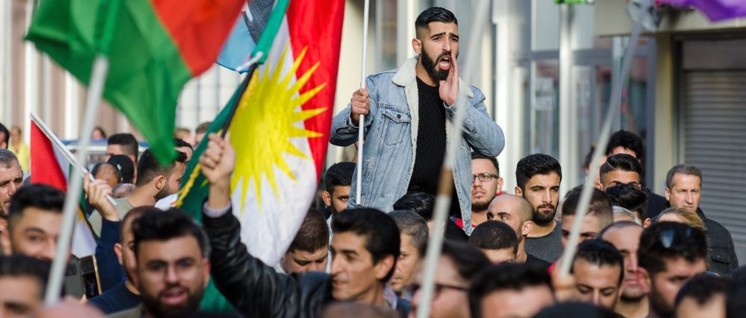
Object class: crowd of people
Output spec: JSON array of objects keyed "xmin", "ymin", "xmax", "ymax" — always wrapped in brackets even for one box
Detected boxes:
[{"xmin": 0, "ymin": 6, "xmax": 743, "ymax": 318}]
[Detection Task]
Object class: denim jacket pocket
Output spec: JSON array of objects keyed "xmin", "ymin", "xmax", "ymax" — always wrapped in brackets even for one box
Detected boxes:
[{"xmin": 380, "ymin": 107, "xmax": 412, "ymax": 146}]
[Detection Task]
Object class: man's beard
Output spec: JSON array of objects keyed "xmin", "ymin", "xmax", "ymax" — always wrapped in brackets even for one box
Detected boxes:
[
  {"xmin": 141, "ymin": 284, "xmax": 203, "ymax": 318},
  {"xmin": 155, "ymin": 183, "xmax": 174, "ymax": 201},
  {"xmin": 471, "ymin": 195, "xmax": 495, "ymax": 212},
  {"xmin": 649, "ymin": 286, "xmax": 674, "ymax": 318},
  {"xmin": 419, "ymin": 48, "xmax": 450, "ymax": 83},
  {"xmin": 532, "ymin": 204, "xmax": 556, "ymax": 226}
]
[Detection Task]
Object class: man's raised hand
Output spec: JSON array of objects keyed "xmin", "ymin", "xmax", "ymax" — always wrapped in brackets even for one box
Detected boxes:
[{"xmin": 439, "ymin": 52, "xmax": 459, "ymax": 106}]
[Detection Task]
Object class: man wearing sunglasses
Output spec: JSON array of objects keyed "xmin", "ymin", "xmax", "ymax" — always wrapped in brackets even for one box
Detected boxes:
[{"xmin": 638, "ymin": 222, "xmax": 707, "ymax": 318}]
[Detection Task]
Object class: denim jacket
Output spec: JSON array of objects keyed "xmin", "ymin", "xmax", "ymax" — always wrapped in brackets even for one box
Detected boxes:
[{"xmin": 330, "ymin": 58, "xmax": 505, "ymax": 234}]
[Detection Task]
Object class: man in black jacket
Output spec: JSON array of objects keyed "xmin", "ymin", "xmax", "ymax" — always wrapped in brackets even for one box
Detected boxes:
[
  {"xmin": 663, "ymin": 164, "xmax": 738, "ymax": 276},
  {"xmin": 199, "ymin": 134, "xmax": 410, "ymax": 317}
]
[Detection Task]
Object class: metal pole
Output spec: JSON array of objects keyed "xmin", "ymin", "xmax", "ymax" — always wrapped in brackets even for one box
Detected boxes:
[{"xmin": 355, "ymin": 0, "xmax": 370, "ymax": 204}]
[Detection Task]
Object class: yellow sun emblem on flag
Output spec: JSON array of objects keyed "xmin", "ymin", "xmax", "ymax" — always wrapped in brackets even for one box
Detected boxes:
[{"xmin": 228, "ymin": 46, "xmax": 326, "ymax": 210}]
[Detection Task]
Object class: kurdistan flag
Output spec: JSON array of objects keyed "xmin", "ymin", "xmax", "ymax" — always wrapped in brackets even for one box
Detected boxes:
[
  {"xmin": 25, "ymin": 0, "xmax": 245, "ymax": 164},
  {"xmin": 179, "ymin": 0, "xmax": 345, "ymax": 266}
]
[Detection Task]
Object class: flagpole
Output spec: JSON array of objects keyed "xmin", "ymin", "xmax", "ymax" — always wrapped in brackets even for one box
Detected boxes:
[
  {"xmin": 355, "ymin": 0, "xmax": 370, "ymax": 204},
  {"xmin": 30, "ymin": 112, "xmax": 117, "ymax": 207},
  {"xmin": 557, "ymin": 0, "xmax": 649, "ymax": 276},
  {"xmin": 44, "ymin": 55, "xmax": 109, "ymax": 304},
  {"xmin": 416, "ymin": 1, "xmax": 489, "ymax": 317}
]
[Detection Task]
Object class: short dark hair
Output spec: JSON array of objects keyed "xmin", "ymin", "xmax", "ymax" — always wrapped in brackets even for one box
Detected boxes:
[
  {"xmin": 414, "ymin": 7, "xmax": 457, "ymax": 38},
  {"xmin": 0, "ymin": 123, "xmax": 9, "ymax": 148},
  {"xmin": 572, "ymin": 240, "xmax": 624, "ymax": 285},
  {"xmin": 132, "ymin": 208, "xmax": 208, "ymax": 258},
  {"xmin": 674, "ymin": 274, "xmax": 729, "ymax": 308},
  {"xmin": 107, "ymin": 133, "xmax": 139, "ymax": 157},
  {"xmin": 92, "ymin": 162, "xmax": 121, "ymax": 182},
  {"xmin": 107, "ymin": 154, "xmax": 135, "ymax": 184},
  {"xmin": 389, "ymin": 211, "xmax": 428, "ymax": 257},
  {"xmin": 515, "ymin": 154, "xmax": 562, "ymax": 191},
  {"xmin": 393, "ymin": 191, "xmax": 435, "ymax": 221},
  {"xmin": 174, "ymin": 138, "xmax": 193, "ymax": 151},
  {"xmin": 195, "ymin": 122, "xmax": 211, "ymax": 135},
  {"xmin": 561, "ymin": 188, "xmax": 613, "ymax": 227},
  {"xmin": 471, "ymin": 152, "xmax": 499, "ymax": 176},
  {"xmin": 8, "ymin": 184, "xmax": 64, "ymax": 231},
  {"xmin": 606, "ymin": 130, "xmax": 644, "ymax": 160},
  {"xmin": 600, "ymin": 154, "xmax": 642, "ymax": 181},
  {"xmin": 287, "ymin": 209, "xmax": 329, "ymax": 254},
  {"xmin": 324, "ymin": 162, "xmax": 355, "ymax": 194},
  {"xmin": 135, "ymin": 149, "xmax": 187, "ymax": 186},
  {"xmin": 665, "ymin": 164, "xmax": 702, "ymax": 189},
  {"xmin": 0, "ymin": 254, "xmax": 51, "ymax": 299},
  {"xmin": 469, "ymin": 263, "xmax": 554, "ymax": 318},
  {"xmin": 440, "ymin": 240, "xmax": 491, "ymax": 284},
  {"xmin": 468, "ymin": 221, "xmax": 518, "ymax": 253},
  {"xmin": 331, "ymin": 208, "xmax": 400, "ymax": 282},
  {"xmin": 605, "ymin": 183, "xmax": 647, "ymax": 220},
  {"xmin": 0, "ymin": 148, "xmax": 19, "ymax": 169},
  {"xmin": 119, "ymin": 206, "xmax": 156, "ymax": 244},
  {"xmin": 638, "ymin": 222, "xmax": 707, "ymax": 275}
]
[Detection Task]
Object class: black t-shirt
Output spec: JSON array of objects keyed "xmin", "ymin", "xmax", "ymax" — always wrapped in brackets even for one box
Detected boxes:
[{"xmin": 408, "ymin": 78, "xmax": 461, "ymax": 217}]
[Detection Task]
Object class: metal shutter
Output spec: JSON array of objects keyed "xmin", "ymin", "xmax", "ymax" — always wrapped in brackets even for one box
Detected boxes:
[{"xmin": 683, "ymin": 70, "xmax": 746, "ymax": 262}]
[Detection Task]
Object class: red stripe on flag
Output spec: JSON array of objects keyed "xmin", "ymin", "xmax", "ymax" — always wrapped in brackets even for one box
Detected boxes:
[
  {"xmin": 151, "ymin": 0, "xmax": 246, "ymax": 75},
  {"xmin": 30, "ymin": 122, "xmax": 67, "ymax": 191},
  {"xmin": 287, "ymin": 0, "xmax": 346, "ymax": 178}
]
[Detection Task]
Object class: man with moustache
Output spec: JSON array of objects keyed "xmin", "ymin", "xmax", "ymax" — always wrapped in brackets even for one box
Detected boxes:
[
  {"xmin": 515, "ymin": 154, "xmax": 563, "ymax": 263},
  {"xmin": 330, "ymin": 7, "xmax": 504, "ymax": 237},
  {"xmin": 0, "ymin": 150, "xmax": 23, "ymax": 218},
  {"xmin": 469, "ymin": 153, "xmax": 503, "ymax": 227}
]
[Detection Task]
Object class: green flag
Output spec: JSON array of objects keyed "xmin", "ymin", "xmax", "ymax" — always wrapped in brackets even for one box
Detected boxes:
[{"xmin": 25, "ymin": 0, "xmax": 244, "ymax": 164}]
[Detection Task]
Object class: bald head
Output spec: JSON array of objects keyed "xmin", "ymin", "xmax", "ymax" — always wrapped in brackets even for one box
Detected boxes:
[{"xmin": 488, "ymin": 194, "xmax": 533, "ymax": 239}]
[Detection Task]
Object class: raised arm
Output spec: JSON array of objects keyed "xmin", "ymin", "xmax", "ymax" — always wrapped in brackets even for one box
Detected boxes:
[{"xmin": 200, "ymin": 134, "xmax": 328, "ymax": 317}]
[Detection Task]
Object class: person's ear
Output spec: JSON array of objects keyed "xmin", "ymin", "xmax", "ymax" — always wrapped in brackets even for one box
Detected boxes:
[
  {"xmin": 496, "ymin": 177, "xmax": 504, "ymax": 194},
  {"xmin": 114, "ymin": 243, "xmax": 124, "ymax": 266},
  {"xmin": 374, "ymin": 255, "xmax": 395, "ymax": 281},
  {"xmin": 643, "ymin": 218, "xmax": 652, "ymax": 228},
  {"xmin": 202, "ymin": 258, "xmax": 211, "ymax": 288},
  {"xmin": 521, "ymin": 221, "xmax": 533, "ymax": 237},
  {"xmin": 664, "ymin": 187, "xmax": 671, "ymax": 201},
  {"xmin": 322, "ymin": 191, "xmax": 332, "ymax": 207},
  {"xmin": 412, "ymin": 38, "xmax": 422, "ymax": 55},
  {"xmin": 515, "ymin": 186, "xmax": 523, "ymax": 197},
  {"xmin": 155, "ymin": 175, "xmax": 166, "ymax": 191}
]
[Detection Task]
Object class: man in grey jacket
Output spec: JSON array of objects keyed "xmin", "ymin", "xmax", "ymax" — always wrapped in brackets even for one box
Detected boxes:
[{"xmin": 330, "ymin": 7, "xmax": 504, "ymax": 235}]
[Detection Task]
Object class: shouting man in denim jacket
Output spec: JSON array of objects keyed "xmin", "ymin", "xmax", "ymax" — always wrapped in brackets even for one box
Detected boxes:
[{"xmin": 330, "ymin": 7, "xmax": 504, "ymax": 236}]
